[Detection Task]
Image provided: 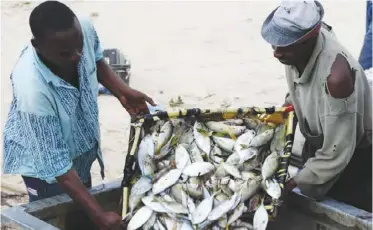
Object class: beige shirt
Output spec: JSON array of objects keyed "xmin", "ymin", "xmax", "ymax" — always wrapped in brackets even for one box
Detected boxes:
[{"xmin": 286, "ymin": 28, "xmax": 372, "ymax": 199}]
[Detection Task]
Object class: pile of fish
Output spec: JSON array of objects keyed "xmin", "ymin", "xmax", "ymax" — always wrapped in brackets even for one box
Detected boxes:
[{"xmin": 127, "ymin": 117, "xmax": 286, "ymax": 230}]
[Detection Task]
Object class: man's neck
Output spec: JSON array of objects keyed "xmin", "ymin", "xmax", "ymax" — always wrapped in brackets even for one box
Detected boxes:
[{"xmin": 37, "ymin": 53, "xmax": 76, "ymax": 78}]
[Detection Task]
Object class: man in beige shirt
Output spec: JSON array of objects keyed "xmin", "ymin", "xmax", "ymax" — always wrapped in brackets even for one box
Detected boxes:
[{"xmin": 261, "ymin": 0, "xmax": 372, "ymax": 212}]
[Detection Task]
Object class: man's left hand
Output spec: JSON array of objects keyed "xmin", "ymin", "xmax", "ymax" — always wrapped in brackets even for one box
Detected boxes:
[{"xmin": 118, "ymin": 88, "xmax": 156, "ymax": 115}]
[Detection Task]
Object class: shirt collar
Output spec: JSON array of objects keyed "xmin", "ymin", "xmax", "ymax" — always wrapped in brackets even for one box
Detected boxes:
[{"xmin": 293, "ymin": 30, "xmax": 325, "ymax": 84}]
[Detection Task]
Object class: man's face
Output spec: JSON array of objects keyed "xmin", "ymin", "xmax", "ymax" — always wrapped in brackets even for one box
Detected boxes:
[
  {"xmin": 33, "ymin": 17, "xmax": 83, "ymax": 71},
  {"xmin": 271, "ymin": 38, "xmax": 316, "ymax": 66}
]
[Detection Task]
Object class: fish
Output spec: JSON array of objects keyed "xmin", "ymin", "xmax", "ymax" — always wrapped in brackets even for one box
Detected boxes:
[
  {"xmin": 228, "ymin": 179, "xmax": 245, "ymax": 193},
  {"xmin": 225, "ymin": 152, "xmax": 241, "ymax": 166},
  {"xmin": 205, "ymin": 121, "xmax": 246, "ymax": 137},
  {"xmin": 222, "ymin": 163, "xmax": 241, "ymax": 179},
  {"xmin": 143, "ymin": 212, "xmax": 157, "ymax": 230},
  {"xmin": 193, "ymin": 122, "xmax": 211, "ymax": 155},
  {"xmin": 179, "ymin": 129, "xmax": 195, "ymax": 150},
  {"xmin": 261, "ymin": 151, "xmax": 280, "ymax": 180},
  {"xmin": 208, "ymin": 193, "xmax": 238, "ymax": 221},
  {"xmin": 170, "ymin": 183, "xmax": 183, "ymax": 203},
  {"xmin": 241, "ymin": 171, "xmax": 258, "ymax": 181},
  {"xmin": 263, "ymin": 178, "xmax": 281, "ymax": 200},
  {"xmin": 184, "ymin": 177, "xmax": 203, "ymax": 198},
  {"xmin": 175, "ymin": 144, "xmax": 191, "ymax": 170},
  {"xmin": 253, "ymin": 201, "xmax": 268, "ymax": 230},
  {"xmin": 154, "ymin": 218, "xmax": 167, "ymax": 230},
  {"xmin": 217, "ymin": 214, "xmax": 228, "ymax": 228},
  {"xmin": 128, "ymin": 177, "xmax": 152, "ymax": 214},
  {"xmin": 160, "ymin": 216, "xmax": 177, "ymax": 230},
  {"xmin": 240, "ymin": 177, "xmax": 262, "ymax": 202},
  {"xmin": 127, "ymin": 206, "xmax": 153, "ymax": 230},
  {"xmin": 138, "ymin": 135, "xmax": 156, "ymax": 177},
  {"xmin": 161, "ymin": 201, "xmax": 188, "ymax": 214},
  {"xmin": 191, "ymin": 193, "xmax": 215, "ymax": 224},
  {"xmin": 155, "ymin": 138, "xmax": 174, "ymax": 160},
  {"xmin": 212, "ymin": 136, "xmax": 236, "ymax": 153},
  {"xmin": 153, "ymin": 169, "xmax": 183, "ymax": 194},
  {"xmin": 190, "ymin": 142, "xmax": 204, "ymax": 163},
  {"xmin": 270, "ymin": 124, "xmax": 286, "ymax": 153},
  {"xmin": 227, "ymin": 202, "xmax": 246, "ymax": 225},
  {"xmin": 235, "ymin": 130, "xmax": 258, "ymax": 161},
  {"xmin": 141, "ymin": 195, "xmax": 170, "ymax": 213},
  {"xmin": 210, "ymin": 145, "xmax": 225, "ymax": 165},
  {"xmin": 222, "ymin": 119, "xmax": 244, "ymax": 126},
  {"xmin": 243, "ymin": 118, "xmax": 260, "ymax": 131},
  {"xmin": 156, "ymin": 121, "xmax": 173, "ymax": 154},
  {"xmin": 249, "ymin": 129, "xmax": 274, "ymax": 148},
  {"xmin": 183, "ymin": 162, "xmax": 215, "ymax": 177}
]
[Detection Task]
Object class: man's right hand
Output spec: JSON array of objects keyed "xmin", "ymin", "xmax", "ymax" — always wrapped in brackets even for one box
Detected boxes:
[
  {"xmin": 97, "ymin": 211, "xmax": 125, "ymax": 230},
  {"xmin": 56, "ymin": 169, "xmax": 125, "ymax": 230}
]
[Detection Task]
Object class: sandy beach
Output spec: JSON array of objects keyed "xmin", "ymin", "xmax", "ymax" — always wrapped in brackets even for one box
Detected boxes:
[{"xmin": 0, "ymin": 0, "xmax": 366, "ymax": 211}]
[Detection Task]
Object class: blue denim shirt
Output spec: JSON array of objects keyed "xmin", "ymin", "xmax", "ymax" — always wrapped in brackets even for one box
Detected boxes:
[
  {"xmin": 3, "ymin": 17, "xmax": 105, "ymax": 184},
  {"xmin": 359, "ymin": 0, "xmax": 372, "ymax": 70}
]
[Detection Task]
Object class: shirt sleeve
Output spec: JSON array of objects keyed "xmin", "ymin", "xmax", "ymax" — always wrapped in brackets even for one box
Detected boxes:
[
  {"xmin": 293, "ymin": 95, "xmax": 359, "ymax": 194},
  {"xmin": 91, "ymin": 22, "xmax": 104, "ymax": 62},
  {"xmin": 15, "ymin": 92, "xmax": 72, "ymax": 182}
]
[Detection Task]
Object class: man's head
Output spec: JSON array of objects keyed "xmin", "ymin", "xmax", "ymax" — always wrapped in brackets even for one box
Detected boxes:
[
  {"xmin": 261, "ymin": 1, "xmax": 324, "ymax": 66},
  {"xmin": 30, "ymin": 1, "xmax": 83, "ymax": 70}
]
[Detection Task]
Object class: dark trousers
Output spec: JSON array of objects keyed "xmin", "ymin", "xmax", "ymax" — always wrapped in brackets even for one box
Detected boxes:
[
  {"xmin": 22, "ymin": 176, "xmax": 98, "ymax": 230},
  {"xmin": 302, "ymin": 142, "xmax": 372, "ymax": 212}
]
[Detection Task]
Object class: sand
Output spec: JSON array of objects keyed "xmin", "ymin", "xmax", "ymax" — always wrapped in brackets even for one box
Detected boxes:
[{"xmin": 0, "ymin": 0, "xmax": 366, "ymax": 209}]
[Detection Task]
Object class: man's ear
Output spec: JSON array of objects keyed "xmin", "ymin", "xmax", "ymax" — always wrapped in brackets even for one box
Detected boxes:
[{"xmin": 31, "ymin": 38, "xmax": 40, "ymax": 51}]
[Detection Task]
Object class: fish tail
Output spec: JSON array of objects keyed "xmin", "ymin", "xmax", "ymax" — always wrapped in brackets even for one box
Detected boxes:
[{"xmin": 122, "ymin": 212, "xmax": 133, "ymax": 222}]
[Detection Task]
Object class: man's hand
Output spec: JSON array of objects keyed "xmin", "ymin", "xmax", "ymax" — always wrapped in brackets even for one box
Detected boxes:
[
  {"xmin": 118, "ymin": 88, "xmax": 156, "ymax": 115},
  {"xmin": 97, "ymin": 211, "xmax": 125, "ymax": 230},
  {"xmin": 96, "ymin": 59, "xmax": 156, "ymax": 115},
  {"xmin": 56, "ymin": 169, "xmax": 125, "ymax": 230}
]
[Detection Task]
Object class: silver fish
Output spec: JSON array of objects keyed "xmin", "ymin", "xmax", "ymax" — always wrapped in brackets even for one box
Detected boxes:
[
  {"xmin": 228, "ymin": 179, "xmax": 245, "ymax": 193},
  {"xmin": 222, "ymin": 119, "xmax": 244, "ymax": 126},
  {"xmin": 142, "ymin": 194, "xmax": 169, "ymax": 212},
  {"xmin": 206, "ymin": 121, "xmax": 246, "ymax": 137},
  {"xmin": 157, "ymin": 160, "xmax": 171, "ymax": 171},
  {"xmin": 155, "ymin": 138, "xmax": 174, "ymax": 160},
  {"xmin": 240, "ymin": 177, "xmax": 261, "ymax": 202},
  {"xmin": 241, "ymin": 171, "xmax": 258, "ymax": 181},
  {"xmin": 190, "ymin": 142, "xmax": 204, "ymax": 163},
  {"xmin": 156, "ymin": 121, "xmax": 173, "ymax": 154},
  {"xmin": 222, "ymin": 163, "xmax": 241, "ymax": 179},
  {"xmin": 138, "ymin": 135, "xmax": 156, "ymax": 177},
  {"xmin": 212, "ymin": 136, "xmax": 235, "ymax": 153},
  {"xmin": 191, "ymin": 193, "xmax": 215, "ymax": 224},
  {"xmin": 153, "ymin": 166, "xmax": 171, "ymax": 183},
  {"xmin": 127, "ymin": 206, "xmax": 153, "ymax": 230},
  {"xmin": 218, "ymin": 214, "xmax": 228, "ymax": 228},
  {"xmin": 249, "ymin": 129, "xmax": 274, "ymax": 148},
  {"xmin": 179, "ymin": 129, "xmax": 195, "ymax": 150},
  {"xmin": 170, "ymin": 183, "xmax": 183, "ymax": 203},
  {"xmin": 210, "ymin": 145, "xmax": 225, "ymax": 164},
  {"xmin": 193, "ymin": 122, "xmax": 211, "ymax": 155},
  {"xmin": 183, "ymin": 162, "xmax": 215, "ymax": 177},
  {"xmin": 227, "ymin": 202, "xmax": 246, "ymax": 225},
  {"xmin": 243, "ymin": 118, "xmax": 260, "ymax": 130},
  {"xmin": 208, "ymin": 193, "xmax": 238, "ymax": 221},
  {"xmin": 128, "ymin": 177, "xmax": 152, "ymax": 214},
  {"xmin": 153, "ymin": 169, "xmax": 182, "ymax": 195},
  {"xmin": 160, "ymin": 216, "xmax": 177, "ymax": 230},
  {"xmin": 226, "ymin": 152, "xmax": 241, "ymax": 166},
  {"xmin": 261, "ymin": 151, "xmax": 280, "ymax": 180},
  {"xmin": 143, "ymin": 212, "xmax": 157, "ymax": 230},
  {"xmin": 184, "ymin": 177, "xmax": 203, "ymax": 198},
  {"xmin": 253, "ymin": 202, "xmax": 268, "ymax": 230},
  {"xmin": 263, "ymin": 178, "xmax": 281, "ymax": 200},
  {"xmin": 155, "ymin": 218, "xmax": 167, "ymax": 230},
  {"xmin": 175, "ymin": 144, "xmax": 191, "ymax": 170},
  {"xmin": 270, "ymin": 124, "xmax": 286, "ymax": 153}
]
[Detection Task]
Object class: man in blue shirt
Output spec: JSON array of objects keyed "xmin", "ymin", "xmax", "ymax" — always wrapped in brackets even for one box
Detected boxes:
[
  {"xmin": 3, "ymin": 1, "xmax": 155, "ymax": 229},
  {"xmin": 359, "ymin": 0, "xmax": 372, "ymax": 70}
]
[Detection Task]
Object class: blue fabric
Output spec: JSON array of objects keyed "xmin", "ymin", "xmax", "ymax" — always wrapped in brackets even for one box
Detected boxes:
[
  {"xmin": 3, "ymin": 17, "xmax": 105, "ymax": 184},
  {"xmin": 22, "ymin": 175, "xmax": 92, "ymax": 202},
  {"xmin": 359, "ymin": 1, "xmax": 372, "ymax": 70}
]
